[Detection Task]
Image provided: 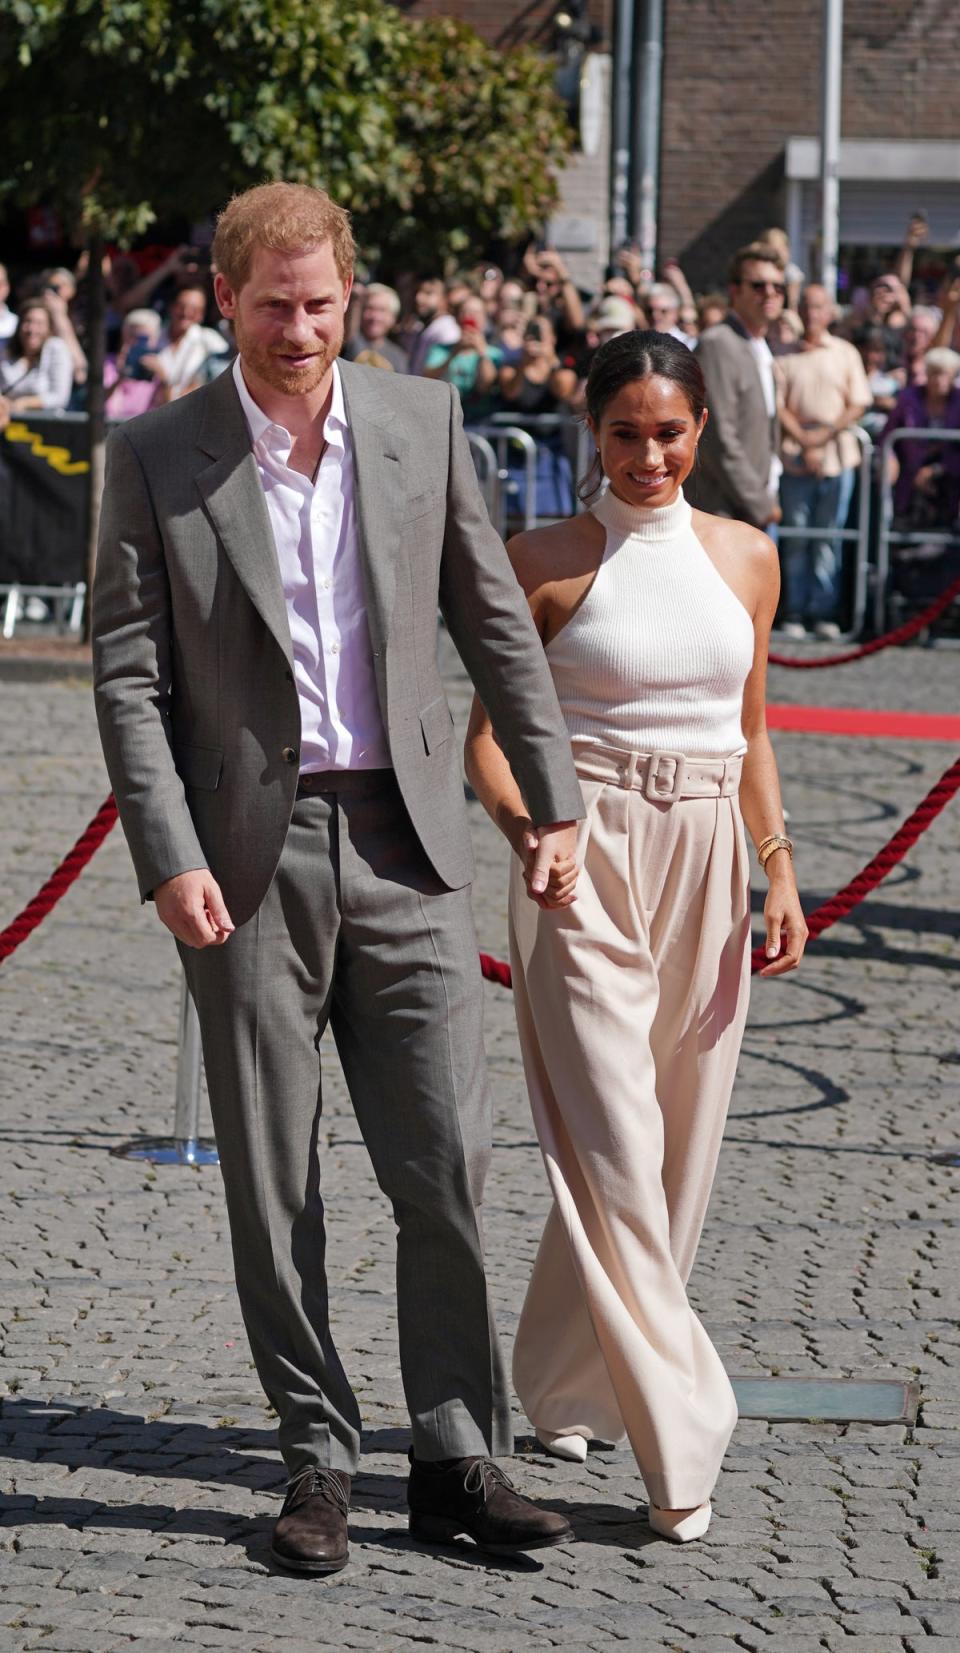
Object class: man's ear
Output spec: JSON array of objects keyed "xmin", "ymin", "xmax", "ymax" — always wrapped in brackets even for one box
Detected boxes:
[{"xmin": 213, "ymin": 271, "xmax": 237, "ymax": 321}]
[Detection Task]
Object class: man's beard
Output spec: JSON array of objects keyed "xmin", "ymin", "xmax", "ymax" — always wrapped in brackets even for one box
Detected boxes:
[{"xmin": 234, "ymin": 316, "xmax": 343, "ymax": 395}]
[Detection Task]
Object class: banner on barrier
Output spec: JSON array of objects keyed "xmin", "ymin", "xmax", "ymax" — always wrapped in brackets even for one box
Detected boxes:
[{"xmin": 0, "ymin": 414, "xmax": 90, "ymax": 584}]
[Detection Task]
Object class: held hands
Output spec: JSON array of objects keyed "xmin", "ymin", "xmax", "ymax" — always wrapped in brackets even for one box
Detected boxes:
[
  {"xmin": 514, "ymin": 819, "xmax": 579, "ymax": 909},
  {"xmin": 759, "ymin": 858, "xmax": 808, "ymax": 977},
  {"xmin": 155, "ymin": 870, "xmax": 235, "ymax": 948}
]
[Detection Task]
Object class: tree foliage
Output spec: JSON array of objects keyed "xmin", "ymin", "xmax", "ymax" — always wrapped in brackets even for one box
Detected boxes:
[{"xmin": 0, "ymin": 0, "xmax": 573, "ymax": 265}]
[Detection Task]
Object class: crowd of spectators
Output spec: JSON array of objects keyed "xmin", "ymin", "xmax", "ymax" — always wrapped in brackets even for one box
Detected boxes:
[{"xmin": 2, "ymin": 209, "xmax": 960, "ymax": 633}]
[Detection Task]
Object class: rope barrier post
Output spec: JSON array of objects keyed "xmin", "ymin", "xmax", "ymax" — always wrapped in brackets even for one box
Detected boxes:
[{"xmin": 112, "ymin": 974, "xmax": 219, "ymax": 1166}]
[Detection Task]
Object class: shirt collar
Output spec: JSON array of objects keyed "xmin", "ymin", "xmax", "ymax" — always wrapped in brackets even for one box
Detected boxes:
[{"xmin": 233, "ymin": 354, "xmax": 347, "ymax": 451}]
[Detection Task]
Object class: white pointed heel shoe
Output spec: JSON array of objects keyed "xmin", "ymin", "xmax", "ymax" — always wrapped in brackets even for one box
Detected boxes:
[
  {"xmin": 647, "ymin": 1501, "xmax": 712, "ymax": 1542},
  {"xmin": 535, "ymin": 1429, "xmax": 588, "ymax": 1464}
]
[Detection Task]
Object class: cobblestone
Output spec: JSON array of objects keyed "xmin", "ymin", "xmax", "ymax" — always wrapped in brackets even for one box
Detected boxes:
[{"xmin": 0, "ymin": 640, "xmax": 958, "ymax": 1648}]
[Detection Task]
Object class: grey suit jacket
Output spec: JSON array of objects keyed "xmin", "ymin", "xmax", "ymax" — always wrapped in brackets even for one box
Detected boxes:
[
  {"xmin": 92, "ymin": 361, "xmax": 583, "ymax": 926},
  {"xmin": 687, "ymin": 316, "xmax": 779, "ymax": 527}
]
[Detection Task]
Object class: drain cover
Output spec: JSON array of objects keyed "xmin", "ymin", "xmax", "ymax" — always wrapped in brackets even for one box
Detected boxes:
[{"xmin": 732, "ymin": 1376, "xmax": 919, "ymax": 1424}]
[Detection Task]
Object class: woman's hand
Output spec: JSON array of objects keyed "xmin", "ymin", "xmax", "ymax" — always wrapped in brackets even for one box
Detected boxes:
[
  {"xmin": 759, "ymin": 866, "xmax": 808, "ymax": 977},
  {"xmin": 510, "ymin": 817, "xmax": 579, "ymax": 909}
]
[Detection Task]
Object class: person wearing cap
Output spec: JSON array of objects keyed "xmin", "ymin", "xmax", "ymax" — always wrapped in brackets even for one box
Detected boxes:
[{"xmin": 589, "ymin": 296, "xmax": 639, "ymax": 343}]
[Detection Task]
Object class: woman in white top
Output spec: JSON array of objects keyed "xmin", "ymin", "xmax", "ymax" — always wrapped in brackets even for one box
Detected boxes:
[
  {"xmin": 0, "ymin": 299, "xmax": 74, "ymax": 412},
  {"xmin": 465, "ymin": 332, "xmax": 806, "ymax": 1543}
]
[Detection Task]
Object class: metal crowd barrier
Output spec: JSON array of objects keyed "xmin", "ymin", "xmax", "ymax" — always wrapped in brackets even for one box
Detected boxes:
[
  {"xmin": 464, "ymin": 430, "xmax": 502, "ymax": 529},
  {"xmin": 467, "ymin": 411, "xmax": 599, "ymax": 537},
  {"xmin": 876, "ymin": 426, "xmax": 960, "ymax": 639},
  {"xmin": 2, "ymin": 580, "xmax": 86, "ymax": 639},
  {"xmin": 773, "ymin": 425, "xmax": 874, "ymax": 641},
  {"xmin": 468, "ymin": 421, "xmax": 539, "ymax": 536}
]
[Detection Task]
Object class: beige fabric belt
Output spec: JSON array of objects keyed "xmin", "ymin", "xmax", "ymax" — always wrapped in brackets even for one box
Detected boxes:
[{"xmin": 573, "ymin": 744, "xmax": 744, "ymax": 803}]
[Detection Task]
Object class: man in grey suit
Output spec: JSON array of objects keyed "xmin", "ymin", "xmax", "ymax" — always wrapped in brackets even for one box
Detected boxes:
[
  {"xmin": 687, "ymin": 242, "xmax": 787, "ymax": 529},
  {"xmin": 92, "ymin": 183, "xmax": 583, "ymax": 1573}
]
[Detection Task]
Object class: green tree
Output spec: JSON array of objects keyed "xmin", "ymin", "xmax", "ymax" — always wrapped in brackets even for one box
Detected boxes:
[{"xmin": 0, "ymin": 0, "xmax": 571, "ymax": 618}]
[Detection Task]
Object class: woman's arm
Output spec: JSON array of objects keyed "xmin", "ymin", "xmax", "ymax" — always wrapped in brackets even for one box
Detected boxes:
[
  {"xmin": 738, "ymin": 534, "xmax": 808, "ymax": 976},
  {"xmin": 44, "ymin": 290, "xmax": 88, "ymax": 384},
  {"xmin": 38, "ymin": 338, "xmax": 75, "ymax": 411},
  {"xmin": 464, "ymin": 532, "xmax": 578, "ymax": 909}
]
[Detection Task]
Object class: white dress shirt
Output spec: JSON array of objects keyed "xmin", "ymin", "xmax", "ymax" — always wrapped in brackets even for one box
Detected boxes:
[
  {"xmin": 746, "ymin": 331, "xmax": 783, "ymax": 494},
  {"xmin": 158, "ymin": 323, "xmax": 228, "ymax": 397},
  {"xmin": 0, "ymin": 336, "xmax": 74, "ymax": 409},
  {"xmin": 233, "ymin": 356, "xmax": 390, "ymax": 773}
]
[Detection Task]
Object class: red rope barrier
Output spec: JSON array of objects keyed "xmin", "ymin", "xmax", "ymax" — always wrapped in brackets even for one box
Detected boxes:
[
  {"xmin": 0, "ymin": 795, "xmax": 119, "ymax": 964},
  {"xmin": 4, "ymin": 761, "xmax": 957, "ymax": 984},
  {"xmin": 768, "ymin": 574, "xmax": 960, "ymax": 669},
  {"xmin": 479, "ymin": 756, "xmax": 960, "ymax": 989}
]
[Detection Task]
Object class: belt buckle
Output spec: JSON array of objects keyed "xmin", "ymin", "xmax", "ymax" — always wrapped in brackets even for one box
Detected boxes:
[{"xmin": 643, "ymin": 750, "xmax": 687, "ymax": 803}]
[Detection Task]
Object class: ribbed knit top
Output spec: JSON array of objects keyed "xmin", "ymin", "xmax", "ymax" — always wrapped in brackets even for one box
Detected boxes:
[{"xmin": 545, "ymin": 487, "xmax": 754, "ymax": 758}]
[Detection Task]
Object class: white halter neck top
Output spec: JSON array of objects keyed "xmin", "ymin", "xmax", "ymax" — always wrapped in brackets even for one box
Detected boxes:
[{"xmin": 545, "ymin": 487, "xmax": 754, "ymax": 758}]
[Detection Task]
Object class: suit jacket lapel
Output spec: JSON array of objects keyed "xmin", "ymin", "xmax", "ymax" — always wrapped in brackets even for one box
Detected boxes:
[
  {"xmin": 194, "ymin": 372, "xmax": 293, "ymax": 667},
  {"xmin": 338, "ymin": 359, "xmax": 408, "ymax": 655}
]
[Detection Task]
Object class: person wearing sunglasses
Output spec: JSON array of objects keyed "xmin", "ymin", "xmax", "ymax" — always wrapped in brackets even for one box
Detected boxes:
[{"xmin": 686, "ymin": 243, "xmax": 786, "ymax": 530}]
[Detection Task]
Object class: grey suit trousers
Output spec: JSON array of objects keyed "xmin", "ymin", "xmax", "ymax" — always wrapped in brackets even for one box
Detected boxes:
[{"xmin": 180, "ymin": 770, "xmax": 513, "ymax": 1476}]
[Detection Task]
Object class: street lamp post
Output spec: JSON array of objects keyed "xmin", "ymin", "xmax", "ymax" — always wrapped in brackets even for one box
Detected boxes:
[
  {"xmin": 609, "ymin": 0, "xmax": 634, "ymax": 252},
  {"xmin": 819, "ymin": 0, "xmax": 843, "ymax": 299},
  {"xmin": 631, "ymin": 0, "xmax": 663, "ymax": 280}
]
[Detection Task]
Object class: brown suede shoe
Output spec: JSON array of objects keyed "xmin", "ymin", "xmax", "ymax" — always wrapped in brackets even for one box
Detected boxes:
[
  {"xmin": 407, "ymin": 1454, "xmax": 572, "ymax": 1555},
  {"xmin": 271, "ymin": 1467, "xmax": 351, "ymax": 1574}
]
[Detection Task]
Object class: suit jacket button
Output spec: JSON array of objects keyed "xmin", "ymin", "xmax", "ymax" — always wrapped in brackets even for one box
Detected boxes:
[
  {"xmin": 285, "ymin": 669, "xmax": 294, "ymax": 682},
  {"xmin": 282, "ymin": 746, "xmax": 299, "ymax": 765}
]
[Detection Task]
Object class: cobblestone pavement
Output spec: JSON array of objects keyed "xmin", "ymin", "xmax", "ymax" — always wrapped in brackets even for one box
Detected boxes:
[{"xmin": 1, "ymin": 640, "xmax": 958, "ymax": 1652}]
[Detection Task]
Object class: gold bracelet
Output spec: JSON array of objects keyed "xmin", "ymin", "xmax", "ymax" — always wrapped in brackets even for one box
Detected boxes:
[{"xmin": 758, "ymin": 833, "xmax": 794, "ymax": 870}]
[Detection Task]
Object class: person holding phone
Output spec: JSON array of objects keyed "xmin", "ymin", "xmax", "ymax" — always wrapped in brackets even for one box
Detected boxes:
[
  {"xmin": 104, "ymin": 310, "xmax": 164, "ymax": 421},
  {"xmin": 424, "ymin": 294, "xmax": 503, "ymax": 422}
]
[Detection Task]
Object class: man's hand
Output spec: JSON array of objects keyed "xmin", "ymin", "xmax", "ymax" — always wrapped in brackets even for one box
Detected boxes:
[
  {"xmin": 154, "ymin": 870, "xmax": 235, "ymax": 948},
  {"xmin": 522, "ymin": 820, "xmax": 579, "ymax": 908},
  {"xmin": 0, "ymin": 395, "xmax": 9, "ymax": 433},
  {"xmin": 766, "ymin": 502, "xmax": 783, "ymax": 527}
]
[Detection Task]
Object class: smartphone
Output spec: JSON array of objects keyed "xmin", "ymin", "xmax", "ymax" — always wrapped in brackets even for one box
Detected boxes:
[{"xmin": 125, "ymin": 338, "xmax": 154, "ymax": 380}]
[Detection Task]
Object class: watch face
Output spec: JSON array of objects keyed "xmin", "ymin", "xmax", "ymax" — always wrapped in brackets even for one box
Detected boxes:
[{"xmin": 578, "ymin": 54, "xmax": 605, "ymax": 158}]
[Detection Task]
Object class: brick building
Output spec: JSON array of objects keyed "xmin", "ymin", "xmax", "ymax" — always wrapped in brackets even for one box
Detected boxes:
[{"xmin": 399, "ymin": 0, "xmax": 960, "ymax": 295}]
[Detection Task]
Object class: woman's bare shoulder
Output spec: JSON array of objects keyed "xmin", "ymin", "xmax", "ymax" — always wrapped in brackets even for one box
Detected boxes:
[
  {"xmin": 691, "ymin": 508, "xmax": 778, "ymax": 569},
  {"xmin": 506, "ymin": 512, "xmax": 604, "ymax": 596}
]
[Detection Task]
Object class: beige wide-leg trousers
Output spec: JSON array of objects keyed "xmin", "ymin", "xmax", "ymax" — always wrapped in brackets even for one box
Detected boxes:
[{"xmin": 509, "ymin": 745, "xmax": 751, "ymax": 1510}]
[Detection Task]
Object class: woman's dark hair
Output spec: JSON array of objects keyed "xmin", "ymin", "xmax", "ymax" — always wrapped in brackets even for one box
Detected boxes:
[
  {"xmin": 11, "ymin": 298, "xmax": 52, "ymax": 362},
  {"xmin": 579, "ymin": 329, "xmax": 707, "ymax": 501}
]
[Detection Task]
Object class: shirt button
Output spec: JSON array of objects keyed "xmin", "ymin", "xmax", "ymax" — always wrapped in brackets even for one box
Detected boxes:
[
  {"xmin": 320, "ymin": 577, "xmax": 331, "ymax": 590},
  {"xmin": 282, "ymin": 746, "xmax": 299, "ymax": 765},
  {"xmin": 331, "ymin": 641, "xmax": 340, "ymax": 655}
]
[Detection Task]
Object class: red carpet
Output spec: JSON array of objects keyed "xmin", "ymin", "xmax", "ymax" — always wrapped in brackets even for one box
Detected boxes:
[{"xmin": 767, "ymin": 704, "xmax": 960, "ymax": 741}]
